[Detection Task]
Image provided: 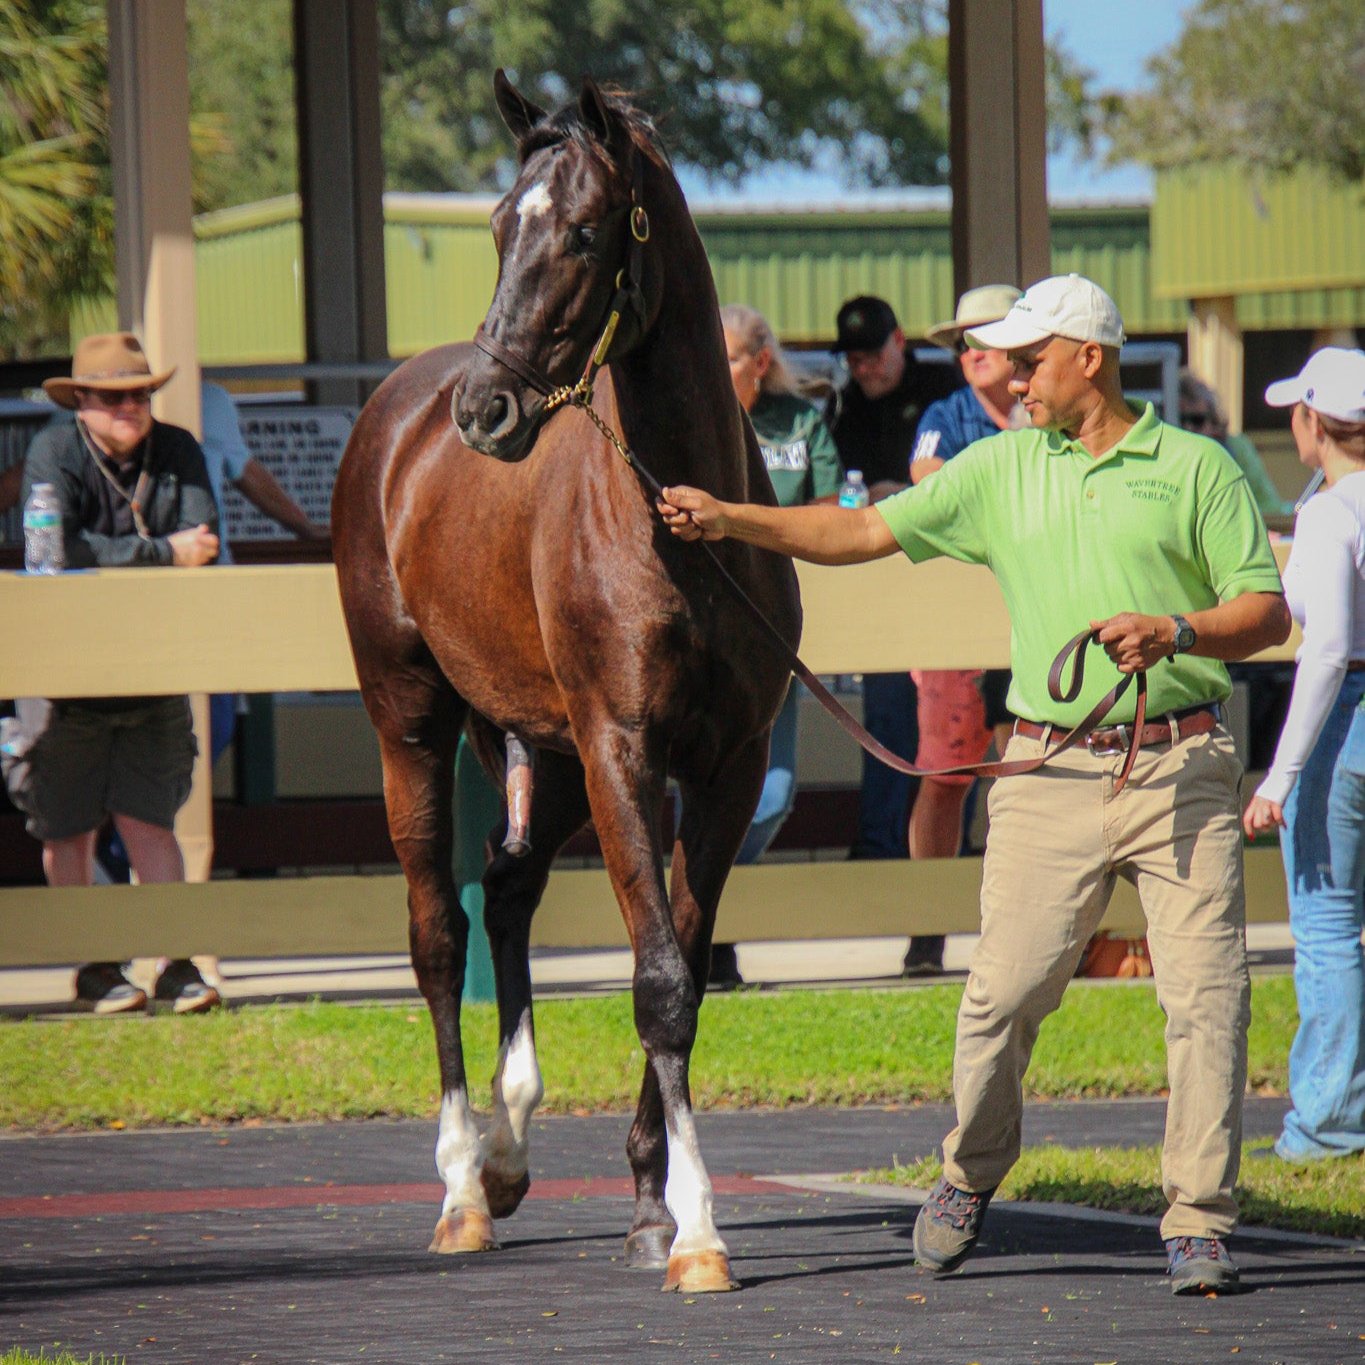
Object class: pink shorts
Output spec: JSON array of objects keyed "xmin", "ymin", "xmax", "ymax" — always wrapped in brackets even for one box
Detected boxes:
[{"xmin": 913, "ymin": 669, "xmax": 991, "ymax": 786}]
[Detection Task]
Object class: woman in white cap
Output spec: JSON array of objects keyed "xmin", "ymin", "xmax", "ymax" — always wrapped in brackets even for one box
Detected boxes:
[{"xmin": 1244, "ymin": 346, "xmax": 1365, "ymax": 1162}]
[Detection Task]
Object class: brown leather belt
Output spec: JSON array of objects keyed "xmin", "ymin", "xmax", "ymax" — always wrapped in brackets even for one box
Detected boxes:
[
  {"xmin": 1014, "ymin": 703, "xmax": 1220, "ymax": 757},
  {"xmin": 1349, "ymin": 660, "xmax": 1365, "ymax": 672}
]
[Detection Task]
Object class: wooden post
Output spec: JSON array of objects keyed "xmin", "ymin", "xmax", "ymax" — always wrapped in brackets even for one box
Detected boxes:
[
  {"xmin": 948, "ymin": 0, "xmax": 1051, "ymax": 296},
  {"xmin": 106, "ymin": 0, "xmax": 212, "ymax": 883},
  {"xmin": 1188, "ymin": 296, "xmax": 1245, "ymax": 434},
  {"xmin": 293, "ymin": 0, "xmax": 389, "ymax": 406}
]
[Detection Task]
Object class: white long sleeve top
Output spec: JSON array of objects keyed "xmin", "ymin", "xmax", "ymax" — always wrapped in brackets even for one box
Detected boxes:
[{"xmin": 1256, "ymin": 470, "xmax": 1365, "ymax": 806}]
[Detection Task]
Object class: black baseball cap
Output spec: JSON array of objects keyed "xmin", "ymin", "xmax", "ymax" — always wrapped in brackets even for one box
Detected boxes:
[{"xmin": 833, "ymin": 296, "xmax": 900, "ymax": 353}]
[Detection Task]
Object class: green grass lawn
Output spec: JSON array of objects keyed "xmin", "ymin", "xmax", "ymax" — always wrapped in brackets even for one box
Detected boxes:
[
  {"xmin": 1, "ymin": 974, "xmax": 1298, "ymax": 1129},
  {"xmin": 1, "ymin": 1353, "xmax": 123, "ymax": 1365}
]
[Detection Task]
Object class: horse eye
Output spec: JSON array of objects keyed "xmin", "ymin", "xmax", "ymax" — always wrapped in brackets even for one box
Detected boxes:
[{"xmin": 566, "ymin": 224, "xmax": 597, "ymax": 256}]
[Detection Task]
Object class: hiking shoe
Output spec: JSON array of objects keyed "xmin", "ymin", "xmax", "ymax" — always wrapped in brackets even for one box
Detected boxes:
[
  {"xmin": 153, "ymin": 959, "xmax": 221, "ymax": 1015},
  {"xmin": 1166, "ymin": 1236, "xmax": 1240, "ymax": 1295},
  {"xmin": 913, "ymin": 1176, "xmax": 995, "ymax": 1273},
  {"xmin": 73, "ymin": 962, "xmax": 147, "ymax": 1015}
]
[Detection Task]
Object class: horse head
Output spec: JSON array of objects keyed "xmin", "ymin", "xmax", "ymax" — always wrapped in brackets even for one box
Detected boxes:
[{"xmin": 453, "ymin": 71, "xmax": 663, "ymax": 461}]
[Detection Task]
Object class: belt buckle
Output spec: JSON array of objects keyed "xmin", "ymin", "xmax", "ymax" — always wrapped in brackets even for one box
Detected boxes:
[{"xmin": 1086, "ymin": 725, "xmax": 1128, "ymax": 757}]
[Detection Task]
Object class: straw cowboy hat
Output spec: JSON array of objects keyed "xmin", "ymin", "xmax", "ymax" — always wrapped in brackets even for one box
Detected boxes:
[
  {"xmin": 925, "ymin": 284, "xmax": 1023, "ymax": 350},
  {"xmin": 42, "ymin": 332, "xmax": 176, "ymax": 410}
]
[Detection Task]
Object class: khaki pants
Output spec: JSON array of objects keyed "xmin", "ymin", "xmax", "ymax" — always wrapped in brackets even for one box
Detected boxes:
[{"xmin": 942, "ymin": 724, "xmax": 1249, "ymax": 1240}]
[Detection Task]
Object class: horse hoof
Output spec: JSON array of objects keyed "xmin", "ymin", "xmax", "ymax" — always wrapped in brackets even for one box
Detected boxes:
[
  {"xmin": 481, "ymin": 1167, "xmax": 531, "ymax": 1219},
  {"xmin": 662, "ymin": 1250, "xmax": 739, "ymax": 1293},
  {"xmin": 624, "ymin": 1223, "xmax": 675, "ymax": 1270},
  {"xmin": 428, "ymin": 1210, "xmax": 498, "ymax": 1254}
]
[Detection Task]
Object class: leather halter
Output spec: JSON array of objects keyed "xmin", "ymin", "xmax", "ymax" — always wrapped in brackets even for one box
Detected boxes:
[{"xmin": 470, "ymin": 146, "xmax": 651, "ymax": 423}]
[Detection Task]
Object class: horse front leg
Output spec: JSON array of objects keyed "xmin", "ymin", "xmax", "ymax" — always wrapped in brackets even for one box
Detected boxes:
[
  {"xmin": 584, "ymin": 728, "xmax": 751, "ymax": 1293},
  {"xmin": 624, "ymin": 736, "xmax": 769, "ymax": 1284},
  {"xmin": 375, "ymin": 694, "xmax": 494, "ymax": 1256},
  {"xmin": 479, "ymin": 748, "xmax": 593, "ymax": 1218}
]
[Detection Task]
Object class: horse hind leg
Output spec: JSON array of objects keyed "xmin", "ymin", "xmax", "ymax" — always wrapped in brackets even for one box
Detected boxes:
[
  {"xmin": 478, "ymin": 747, "xmax": 593, "ymax": 1219},
  {"xmin": 368, "ymin": 665, "xmax": 497, "ymax": 1255}
]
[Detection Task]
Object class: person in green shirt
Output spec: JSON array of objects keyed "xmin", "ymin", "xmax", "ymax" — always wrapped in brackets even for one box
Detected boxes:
[
  {"xmin": 705, "ymin": 304, "xmax": 844, "ymax": 986},
  {"xmin": 661, "ymin": 276, "xmax": 1291, "ymax": 1296}
]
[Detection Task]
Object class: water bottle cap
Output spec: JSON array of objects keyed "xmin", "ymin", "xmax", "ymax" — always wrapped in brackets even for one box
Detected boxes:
[
  {"xmin": 848, "ymin": 470, "xmax": 863, "ymax": 480},
  {"xmin": 33, "ymin": 482, "xmax": 55, "ymax": 493}
]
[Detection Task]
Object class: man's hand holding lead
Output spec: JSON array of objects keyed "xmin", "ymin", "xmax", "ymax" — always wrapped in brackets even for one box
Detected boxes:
[
  {"xmin": 658, "ymin": 486, "xmax": 728, "ymax": 542},
  {"xmin": 1090, "ymin": 612, "xmax": 1173, "ymax": 673}
]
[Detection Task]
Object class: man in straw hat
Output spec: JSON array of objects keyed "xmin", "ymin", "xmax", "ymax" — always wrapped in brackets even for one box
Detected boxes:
[
  {"xmin": 896, "ymin": 285, "xmax": 1024, "ymax": 976},
  {"xmin": 658, "ymin": 275, "xmax": 1292, "ymax": 1295},
  {"xmin": 2, "ymin": 333, "xmax": 220, "ymax": 1014}
]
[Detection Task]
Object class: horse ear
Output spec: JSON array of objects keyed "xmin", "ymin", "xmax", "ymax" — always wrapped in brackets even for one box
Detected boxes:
[
  {"xmin": 494, "ymin": 68, "xmax": 547, "ymax": 143},
  {"xmin": 579, "ymin": 76, "xmax": 627, "ymax": 154}
]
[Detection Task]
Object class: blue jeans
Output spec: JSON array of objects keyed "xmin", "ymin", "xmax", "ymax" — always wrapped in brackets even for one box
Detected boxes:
[
  {"xmin": 1278, "ymin": 673, "xmax": 1365, "ymax": 1160},
  {"xmin": 852, "ymin": 672, "xmax": 919, "ymax": 858},
  {"xmin": 736, "ymin": 681, "xmax": 801, "ymax": 865}
]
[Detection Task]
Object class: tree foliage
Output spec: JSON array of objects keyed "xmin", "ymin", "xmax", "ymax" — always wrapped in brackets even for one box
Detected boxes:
[
  {"xmin": 1104, "ymin": 0, "xmax": 1365, "ymax": 182},
  {"xmin": 3, "ymin": 0, "xmax": 1100, "ymax": 357},
  {"xmin": 0, "ymin": 0, "xmax": 108, "ymax": 355},
  {"xmin": 377, "ymin": 0, "xmax": 950, "ymax": 192}
]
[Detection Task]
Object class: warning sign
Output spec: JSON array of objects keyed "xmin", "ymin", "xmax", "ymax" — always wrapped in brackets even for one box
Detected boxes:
[{"xmin": 221, "ymin": 406, "xmax": 357, "ymax": 541}]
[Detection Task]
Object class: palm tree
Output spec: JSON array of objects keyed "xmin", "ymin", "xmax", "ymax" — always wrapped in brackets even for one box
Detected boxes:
[{"xmin": 0, "ymin": 0, "xmax": 109, "ymax": 357}]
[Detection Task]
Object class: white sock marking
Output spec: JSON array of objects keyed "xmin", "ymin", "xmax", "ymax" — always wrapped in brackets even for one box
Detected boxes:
[
  {"xmin": 486, "ymin": 1010, "xmax": 544, "ymax": 1177},
  {"xmin": 664, "ymin": 1112, "xmax": 728, "ymax": 1259},
  {"xmin": 434, "ymin": 1088, "xmax": 489, "ymax": 1218}
]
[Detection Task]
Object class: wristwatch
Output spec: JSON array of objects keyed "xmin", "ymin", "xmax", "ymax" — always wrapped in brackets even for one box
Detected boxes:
[{"xmin": 1170, "ymin": 614, "xmax": 1197, "ymax": 656}]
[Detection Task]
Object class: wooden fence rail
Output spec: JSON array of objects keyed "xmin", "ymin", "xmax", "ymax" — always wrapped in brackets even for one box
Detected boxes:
[{"xmin": 0, "ymin": 558, "xmax": 1296, "ymax": 968}]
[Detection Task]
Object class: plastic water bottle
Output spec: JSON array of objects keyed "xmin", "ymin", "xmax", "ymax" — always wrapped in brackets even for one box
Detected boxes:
[
  {"xmin": 23, "ymin": 482, "xmax": 65, "ymax": 574},
  {"xmin": 838, "ymin": 469, "xmax": 869, "ymax": 509}
]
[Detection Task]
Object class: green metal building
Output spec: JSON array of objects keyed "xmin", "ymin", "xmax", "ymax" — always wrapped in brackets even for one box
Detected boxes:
[{"xmin": 73, "ymin": 170, "xmax": 1363, "ymax": 375}]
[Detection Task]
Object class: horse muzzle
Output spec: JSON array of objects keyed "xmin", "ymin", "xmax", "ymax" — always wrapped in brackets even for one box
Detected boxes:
[{"xmin": 451, "ymin": 379, "xmax": 538, "ymax": 462}]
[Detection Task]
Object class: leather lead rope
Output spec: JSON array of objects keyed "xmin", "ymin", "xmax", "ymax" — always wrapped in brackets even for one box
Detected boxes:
[
  {"xmin": 462, "ymin": 146, "xmax": 1151, "ymax": 794},
  {"xmin": 591, "ymin": 435, "xmax": 1150, "ymax": 796}
]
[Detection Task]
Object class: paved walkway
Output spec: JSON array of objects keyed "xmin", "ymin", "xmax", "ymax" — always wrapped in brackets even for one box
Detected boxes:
[{"xmin": 2, "ymin": 1103, "xmax": 1361, "ymax": 1363}]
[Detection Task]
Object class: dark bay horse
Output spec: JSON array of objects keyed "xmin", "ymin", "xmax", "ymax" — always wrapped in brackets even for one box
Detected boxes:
[{"xmin": 331, "ymin": 72, "xmax": 800, "ymax": 1293}]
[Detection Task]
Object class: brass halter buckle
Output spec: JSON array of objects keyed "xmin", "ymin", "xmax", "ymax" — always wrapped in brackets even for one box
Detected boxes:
[{"xmin": 1085, "ymin": 725, "xmax": 1129, "ymax": 757}]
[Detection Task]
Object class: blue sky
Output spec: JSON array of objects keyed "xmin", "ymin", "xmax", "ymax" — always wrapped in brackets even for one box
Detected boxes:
[{"xmin": 679, "ymin": 0, "xmax": 1190, "ymax": 206}]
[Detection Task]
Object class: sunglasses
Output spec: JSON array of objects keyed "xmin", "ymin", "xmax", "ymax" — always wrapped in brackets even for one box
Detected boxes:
[
  {"xmin": 1180, "ymin": 410, "xmax": 1218, "ymax": 430},
  {"xmin": 79, "ymin": 387, "xmax": 154, "ymax": 409}
]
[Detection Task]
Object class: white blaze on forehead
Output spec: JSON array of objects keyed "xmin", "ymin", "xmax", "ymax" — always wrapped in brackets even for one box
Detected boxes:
[{"xmin": 516, "ymin": 181, "xmax": 554, "ymax": 220}]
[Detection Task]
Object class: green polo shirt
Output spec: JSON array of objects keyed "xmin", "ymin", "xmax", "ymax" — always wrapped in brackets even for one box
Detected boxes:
[{"xmin": 876, "ymin": 403, "xmax": 1284, "ymax": 725}]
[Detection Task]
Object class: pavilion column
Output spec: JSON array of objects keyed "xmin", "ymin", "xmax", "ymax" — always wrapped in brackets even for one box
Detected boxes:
[
  {"xmin": 947, "ymin": 0, "xmax": 1051, "ymax": 296},
  {"xmin": 106, "ymin": 0, "xmax": 211, "ymax": 884},
  {"xmin": 1188, "ymin": 296, "xmax": 1244, "ymax": 434},
  {"xmin": 293, "ymin": 0, "xmax": 389, "ymax": 406}
]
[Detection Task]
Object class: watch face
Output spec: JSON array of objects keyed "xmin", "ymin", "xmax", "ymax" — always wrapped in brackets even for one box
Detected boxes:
[{"xmin": 1174, "ymin": 621, "xmax": 1195, "ymax": 651}]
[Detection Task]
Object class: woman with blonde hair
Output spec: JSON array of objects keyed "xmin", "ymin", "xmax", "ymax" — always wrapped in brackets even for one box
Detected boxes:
[{"xmin": 1245, "ymin": 346, "xmax": 1365, "ymax": 1161}]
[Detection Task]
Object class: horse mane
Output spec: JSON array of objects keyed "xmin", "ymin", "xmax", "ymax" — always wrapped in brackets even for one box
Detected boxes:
[{"xmin": 520, "ymin": 86, "xmax": 673, "ymax": 174}]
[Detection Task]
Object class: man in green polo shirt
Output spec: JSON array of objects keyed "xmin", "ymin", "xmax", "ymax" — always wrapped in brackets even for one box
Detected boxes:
[{"xmin": 657, "ymin": 274, "xmax": 1291, "ymax": 1297}]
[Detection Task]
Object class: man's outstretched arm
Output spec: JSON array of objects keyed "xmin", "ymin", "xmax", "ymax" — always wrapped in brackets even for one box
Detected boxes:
[{"xmin": 657, "ymin": 485, "xmax": 900, "ymax": 566}]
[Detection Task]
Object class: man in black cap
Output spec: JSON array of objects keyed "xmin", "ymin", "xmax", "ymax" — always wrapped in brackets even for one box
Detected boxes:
[
  {"xmin": 826, "ymin": 296, "xmax": 962, "ymax": 964},
  {"xmin": 828, "ymin": 296, "xmax": 962, "ymax": 495}
]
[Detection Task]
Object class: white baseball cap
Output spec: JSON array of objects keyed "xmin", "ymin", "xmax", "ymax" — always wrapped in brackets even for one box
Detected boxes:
[
  {"xmin": 1264, "ymin": 347, "xmax": 1365, "ymax": 423},
  {"xmin": 963, "ymin": 273, "xmax": 1126, "ymax": 351}
]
